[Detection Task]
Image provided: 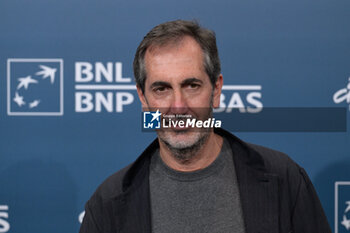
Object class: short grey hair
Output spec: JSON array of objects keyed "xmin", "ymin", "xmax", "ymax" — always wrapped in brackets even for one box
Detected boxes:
[{"xmin": 133, "ymin": 20, "xmax": 221, "ymax": 93}]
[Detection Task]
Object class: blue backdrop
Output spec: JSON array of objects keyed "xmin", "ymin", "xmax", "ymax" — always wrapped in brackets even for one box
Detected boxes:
[{"xmin": 1, "ymin": 0, "xmax": 350, "ymax": 232}]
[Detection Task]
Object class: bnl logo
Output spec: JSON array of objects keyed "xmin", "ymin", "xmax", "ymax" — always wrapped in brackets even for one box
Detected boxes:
[
  {"xmin": 335, "ymin": 182, "xmax": 350, "ymax": 233},
  {"xmin": 7, "ymin": 59, "xmax": 63, "ymax": 116},
  {"xmin": 143, "ymin": 110, "xmax": 161, "ymax": 129}
]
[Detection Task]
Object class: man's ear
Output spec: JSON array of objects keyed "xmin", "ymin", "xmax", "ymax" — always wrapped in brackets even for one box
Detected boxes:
[
  {"xmin": 136, "ymin": 85, "xmax": 148, "ymax": 110},
  {"xmin": 212, "ymin": 74, "xmax": 223, "ymax": 108}
]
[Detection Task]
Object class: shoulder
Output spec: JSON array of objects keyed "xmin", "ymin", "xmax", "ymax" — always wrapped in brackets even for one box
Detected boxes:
[
  {"xmin": 247, "ymin": 142, "xmax": 301, "ymax": 175},
  {"xmin": 85, "ymin": 138, "xmax": 158, "ymax": 207},
  {"xmin": 239, "ymin": 141, "xmax": 331, "ymax": 231},
  {"xmin": 247, "ymin": 142, "xmax": 308, "ymax": 187},
  {"xmin": 217, "ymin": 128, "xmax": 304, "ymax": 181},
  {"xmin": 245, "ymin": 142, "xmax": 310, "ymax": 199}
]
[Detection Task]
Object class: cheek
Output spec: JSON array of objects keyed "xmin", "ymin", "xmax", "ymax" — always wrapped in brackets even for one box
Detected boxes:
[
  {"xmin": 146, "ymin": 96, "xmax": 172, "ymax": 110},
  {"xmin": 188, "ymin": 90, "xmax": 213, "ymax": 107}
]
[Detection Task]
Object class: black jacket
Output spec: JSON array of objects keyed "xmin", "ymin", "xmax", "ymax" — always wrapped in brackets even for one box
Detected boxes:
[{"xmin": 80, "ymin": 129, "xmax": 331, "ymax": 233}]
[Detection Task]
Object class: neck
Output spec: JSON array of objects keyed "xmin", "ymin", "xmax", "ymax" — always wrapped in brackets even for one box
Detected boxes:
[{"xmin": 158, "ymin": 132, "xmax": 223, "ymax": 172}]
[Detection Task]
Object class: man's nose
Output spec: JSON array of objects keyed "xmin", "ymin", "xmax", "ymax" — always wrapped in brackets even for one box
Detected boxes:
[{"xmin": 170, "ymin": 90, "xmax": 189, "ymax": 114}]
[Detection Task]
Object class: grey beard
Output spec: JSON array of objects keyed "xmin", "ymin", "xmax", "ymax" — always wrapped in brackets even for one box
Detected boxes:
[
  {"xmin": 158, "ymin": 93, "xmax": 214, "ymax": 162},
  {"xmin": 160, "ymin": 129, "xmax": 210, "ymax": 162}
]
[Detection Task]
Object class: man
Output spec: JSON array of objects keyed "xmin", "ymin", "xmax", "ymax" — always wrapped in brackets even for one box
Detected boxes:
[{"xmin": 80, "ymin": 20, "xmax": 331, "ymax": 233}]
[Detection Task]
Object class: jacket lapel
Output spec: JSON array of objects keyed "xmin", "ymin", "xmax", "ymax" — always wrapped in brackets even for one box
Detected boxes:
[
  {"xmin": 235, "ymin": 158, "xmax": 280, "ymax": 233},
  {"xmin": 231, "ymin": 135, "xmax": 279, "ymax": 233},
  {"xmin": 220, "ymin": 129, "xmax": 280, "ymax": 233},
  {"xmin": 113, "ymin": 179, "xmax": 151, "ymax": 233},
  {"xmin": 112, "ymin": 140, "xmax": 158, "ymax": 233}
]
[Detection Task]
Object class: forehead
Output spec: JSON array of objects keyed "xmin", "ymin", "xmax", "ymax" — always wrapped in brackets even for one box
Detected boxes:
[{"xmin": 144, "ymin": 36, "xmax": 205, "ymax": 76}]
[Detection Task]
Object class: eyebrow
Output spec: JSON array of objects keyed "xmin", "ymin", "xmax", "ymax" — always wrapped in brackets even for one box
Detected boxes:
[
  {"xmin": 150, "ymin": 81, "xmax": 171, "ymax": 89},
  {"xmin": 149, "ymin": 78, "xmax": 203, "ymax": 89},
  {"xmin": 180, "ymin": 78, "xmax": 203, "ymax": 86}
]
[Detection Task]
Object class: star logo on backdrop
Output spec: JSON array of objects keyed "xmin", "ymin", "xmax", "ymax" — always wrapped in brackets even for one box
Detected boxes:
[
  {"xmin": 36, "ymin": 65, "xmax": 57, "ymax": 84},
  {"xmin": 17, "ymin": 75, "xmax": 38, "ymax": 90},
  {"xmin": 7, "ymin": 58, "xmax": 63, "ymax": 116},
  {"xmin": 13, "ymin": 92, "xmax": 25, "ymax": 107},
  {"xmin": 29, "ymin": 100, "xmax": 41, "ymax": 109},
  {"xmin": 12, "ymin": 65, "xmax": 56, "ymax": 109},
  {"xmin": 341, "ymin": 201, "xmax": 350, "ymax": 230}
]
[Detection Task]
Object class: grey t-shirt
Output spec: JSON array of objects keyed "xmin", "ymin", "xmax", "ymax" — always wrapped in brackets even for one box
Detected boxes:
[{"xmin": 149, "ymin": 138, "xmax": 246, "ymax": 233}]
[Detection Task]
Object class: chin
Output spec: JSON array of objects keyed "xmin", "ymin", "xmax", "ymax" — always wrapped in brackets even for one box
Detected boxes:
[{"xmin": 158, "ymin": 128, "xmax": 209, "ymax": 150}]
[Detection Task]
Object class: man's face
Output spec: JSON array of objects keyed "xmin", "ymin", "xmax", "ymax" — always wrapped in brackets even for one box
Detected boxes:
[{"xmin": 137, "ymin": 36, "xmax": 223, "ymax": 151}]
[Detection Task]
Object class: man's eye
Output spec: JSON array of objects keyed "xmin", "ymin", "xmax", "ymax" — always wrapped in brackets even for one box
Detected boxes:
[
  {"xmin": 154, "ymin": 87, "xmax": 167, "ymax": 92},
  {"xmin": 188, "ymin": 83, "xmax": 200, "ymax": 89}
]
